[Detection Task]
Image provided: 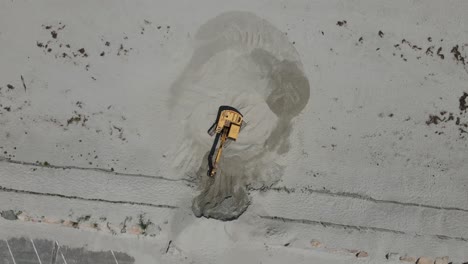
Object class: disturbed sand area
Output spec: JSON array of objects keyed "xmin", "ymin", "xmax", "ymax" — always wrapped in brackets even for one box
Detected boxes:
[
  {"xmin": 0, "ymin": 0, "xmax": 468, "ymax": 263},
  {"xmin": 169, "ymin": 12, "xmax": 310, "ymax": 220}
]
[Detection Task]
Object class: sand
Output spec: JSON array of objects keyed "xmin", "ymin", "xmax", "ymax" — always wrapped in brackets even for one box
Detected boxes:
[{"xmin": 0, "ymin": 0, "xmax": 467, "ymax": 263}]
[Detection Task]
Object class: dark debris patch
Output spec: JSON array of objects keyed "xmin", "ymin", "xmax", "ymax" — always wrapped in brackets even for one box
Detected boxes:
[
  {"xmin": 426, "ymin": 46, "xmax": 434, "ymax": 56},
  {"xmin": 378, "ymin": 31, "xmax": 384, "ymax": 38},
  {"xmin": 426, "ymin": 114, "xmax": 444, "ymax": 125},
  {"xmin": 78, "ymin": 48, "xmax": 88, "ymax": 57},
  {"xmin": 336, "ymin": 20, "xmax": 347, "ymax": 27},
  {"xmin": 460, "ymin": 92, "xmax": 468, "ymax": 111},
  {"xmin": 35, "ymin": 161, "xmax": 50, "ymax": 167},
  {"xmin": 451, "ymin": 45, "xmax": 466, "ymax": 65},
  {"xmin": 426, "ymin": 93, "xmax": 468, "ymax": 138},
  {"xmin": 437, "ymin": 47, "xmax": 444, "ymax": 59},
  {"xmin": 401, "ymin": 39, "xmax": 422, "ymax": 51},
  {"xmin": 66, "ymin": 113, "xmax": 88, "ymax": 126},
  {"xmin": 117, "ymin": 44, "xmax": 131, "ymax": 56},
  {"xmin": 0, "ymin": 210, "xmax": 19, "ymax": 220},
  {"xmin": 21, "ymin": 75, "xmax": 27, "ymax": 91}
]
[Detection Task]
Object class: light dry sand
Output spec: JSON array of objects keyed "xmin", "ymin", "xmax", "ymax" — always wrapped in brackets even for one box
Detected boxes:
[{"xmin": 0, "ymin": 0, "xmax": 467, "ymax": 263}]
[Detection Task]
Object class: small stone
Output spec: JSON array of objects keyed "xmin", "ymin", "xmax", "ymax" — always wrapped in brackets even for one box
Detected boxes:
[
  {"xmin": 400, "ymin": 256, "xmax": 417, "ymax": 263},
  {"xmin": 127, "ymin": 225, "xmax": 143, "ymax": 235},
  {"xmin": 434, "ymin": 256, "xmax": 449, "ymax": 264},
  {"xmin": 17, "ymin": 212, "xmax": 31, "ymax": 221},
  {"xmin": 43, "ymin": 218, "xmax": 61, "ymax": 224},
  {"xmin": 0, "ymin": 210, "xmax": 18, "ymax": 220},
  {"xmin": 416, "ymin": 257, "xmax": 434, "ymax": 264},
  {"xmin": 310, "ymin": 240, "xmax": 322, "ymax": 248},
  {"xmin": 386, "ymin": 252, "xmax": 400, "ymax": 261},
  {"xmin": 356, "ymin": 251, "xmax": 368, "ymax": 258},
  {"xmin": 63, "ymin": 220, "xmax": 79, "ymax": 228}
]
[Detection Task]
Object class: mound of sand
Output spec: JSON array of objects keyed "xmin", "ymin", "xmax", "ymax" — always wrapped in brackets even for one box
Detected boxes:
[{"xmin": 169, "ymin": 11, "xmax": 310, "ymax": 220}]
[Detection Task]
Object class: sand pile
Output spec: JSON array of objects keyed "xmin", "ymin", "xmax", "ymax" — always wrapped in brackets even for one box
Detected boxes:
[{"xmin": 169, "ymin": 11, "xmax": 310, "ymax": 220}]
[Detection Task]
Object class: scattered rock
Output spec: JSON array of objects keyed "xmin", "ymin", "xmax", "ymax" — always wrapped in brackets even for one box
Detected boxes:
[
  {"xmin": 400, "ymin": 256, "xmax": 417, "ymax": 263},
  {"xmin": 17, "ymin": 212, "xmax": 31, "ymax": 221},
  {"xmin": 336, "ymin": 20, "xmax": 347, "ymax": 27},
  {"xmin": 386, "ymin": 252, "xmax": 400, "ymax": 261},
  {"xmin": 426, "ymin": 114, "xmax": 443, "ymax": 125},
  {"xmin": 63, "ymin": 220, "xmax": 79, "ymax": 228},
  {"xmin": 460, "ymin": 92, "xmax": 468, "ymax": 111},
  {"xmin": 310, "ymin": 240, "xmax": 322, "ymax": 248},
  {"xmin": 127, "ymin": 225, "xmax": 143, "ymax": 235},
  {"xmin": 417, "ymin": 257, "xmax": 434, "ymax": 264},
  {"xmin": 437, "ymin": 47, "xmax": 444, "ymax": 59},
  {"xmin": 378, "ymin": 30, "xmax": 384, "ymax": 37},
  {"xmin": 1, "ymin": 210, "xmax": 18, "ymax": 220},
  {"xmin": 426, "ymin": 46, "xmax": 434, "ymax": 56},
  {"xmin": 356, "ymin": 251, "xmax": 368, "ymax": 258},
  {"xmin": 451, "ymin": 45, "xmax": 465, "ymax": 65},
  {"xmin": 434, "ymin": 256, "xmax": 449, "ymax": 264},
  {"xmin": 137, "ymin": 214, "xmax": 153, "ymax": 235}
]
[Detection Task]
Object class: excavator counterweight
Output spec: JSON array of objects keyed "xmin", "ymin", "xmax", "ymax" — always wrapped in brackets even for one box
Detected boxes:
[{"xmin": 207, "ymin": 106, "xmax": 243, "ymax": 177}]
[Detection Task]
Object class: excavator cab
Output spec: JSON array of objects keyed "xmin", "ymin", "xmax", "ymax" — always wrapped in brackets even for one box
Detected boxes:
[{"xmin": 207, "ymin": 106, "xmax": 243, "ymax": 177}]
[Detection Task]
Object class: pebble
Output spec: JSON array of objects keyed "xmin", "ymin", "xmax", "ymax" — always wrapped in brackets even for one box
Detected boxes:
[
  {"xmin": 356, "ymin": 251, "xmax": 368, "ymax": 258},
  {"xmin": 400, "ymin": 256, "xmax": 417, "ymax": 263},
  {"xmin": 416, "ymin": 257, "xmax": 434, "ymax": 264},
  {"xmin": 434, "ymin": 256, "xmax": 449, "ymax": 264}
]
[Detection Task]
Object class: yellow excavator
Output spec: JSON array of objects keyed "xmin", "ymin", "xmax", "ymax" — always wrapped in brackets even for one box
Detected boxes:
[{"xmin": 207, "ymin": 106, "xmax": 244, "ymax": 176}]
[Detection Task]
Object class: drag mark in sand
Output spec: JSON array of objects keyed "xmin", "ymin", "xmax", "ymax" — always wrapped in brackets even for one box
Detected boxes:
[
  {"xmin": 249, "ymin": 186, "xmax": 468, "ymax": 213},
  {"xmin": 260, "ymin": 215, "xmax": 468, "ymax": 243},
  {"xmin": 0, "ymin": 157, "xmax": 193, "ymax": 183},
  {"xmin": 0, "ymin": 185, "xmax": 178, "ymax": 209}
]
